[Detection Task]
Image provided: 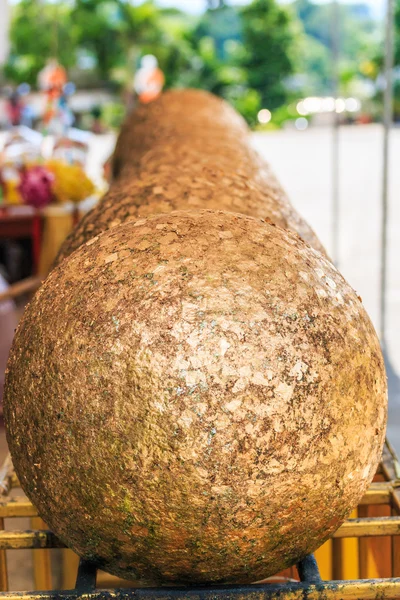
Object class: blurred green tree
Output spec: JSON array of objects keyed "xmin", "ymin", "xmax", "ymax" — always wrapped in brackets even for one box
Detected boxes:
[
  {"xmin": 4, "ymin": 0, "xmax": 76, "ymax": 85},
  {"xmin": 71, "ymin": 0, "xmax": 125, "ymax": 81},
  {"xmin": 293, "ymin": 0, "xmax": 379, "ymax": 95},
  {"xmin": 4, "ymin": 0, "xmax": 166, "ymax": 85},
  {"xmin": 240, "ymin": 0, "xmax": 295, "ymax": 110},
  {"xmin": 2, "ymin": 0, "xmax": 381, "ymax": 125},
  {"xmin": 72, "ymin": 0, "xmax": 165, "ymax": 81},
  {"xmin": 185, "ymin": 0, "xmax": 295, "ymax": 122}
]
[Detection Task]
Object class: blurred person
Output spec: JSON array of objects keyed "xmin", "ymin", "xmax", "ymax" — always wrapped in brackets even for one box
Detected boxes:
[
  {"xmin": 58, "ymin": 93, "xmax": 74, "ymax": 134},
  {"xmin": 6, "ymin": 90, "xmax": 22, "ymax": 127},
  {"xmin": 38, "ymin": 59, "xmax": 67, "ymax": 95},
  {"xmin": 38, "ymin": 59, "xmax": 68, "ymax": 133},
  {"xmin": 15, "ymin": 83, "xmax": 33, "ymax": 128},
  {"xmin": 133, "ymin": 55, "xmax": 165, "ymax": 105},
  {"xmin": 20, "ymin": 102, "xmax": 35, "ymax": 129},
  {"xmin": 90, "ymin": 105, "xmax": 105, "ymax": 134}
]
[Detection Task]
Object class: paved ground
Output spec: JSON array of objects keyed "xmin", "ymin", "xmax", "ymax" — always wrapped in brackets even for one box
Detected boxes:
[{"xmin": 252, "ymin": 124, "xmax": 400, "ymax": 451}]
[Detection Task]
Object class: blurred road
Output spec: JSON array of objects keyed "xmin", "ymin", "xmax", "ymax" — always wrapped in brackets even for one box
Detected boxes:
[{"xmin": 252, "ymin": 124, "xmax": 400, "ymax": 450}]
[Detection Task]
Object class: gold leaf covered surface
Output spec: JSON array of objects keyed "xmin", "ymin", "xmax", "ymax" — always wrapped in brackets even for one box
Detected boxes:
[
  {"xmin": 55, "ymin": 89, "xmax": 326, "ymax": 264},
  {"xmin": 5, "ymin": 210, "xmax": 386, "ymax": 585}
]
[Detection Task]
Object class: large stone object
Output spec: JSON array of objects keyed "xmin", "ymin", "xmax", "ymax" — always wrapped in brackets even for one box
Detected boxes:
[
  {"xmin": 5, "ymin": 210, "xmax": 387, "ymax": 585},
  {"xmin": 55, "ymin": 90, "xmax": 326, "ymax": 265}
]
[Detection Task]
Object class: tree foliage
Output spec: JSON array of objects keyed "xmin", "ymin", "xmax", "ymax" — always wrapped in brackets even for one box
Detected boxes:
[
  {"xmin": 3, "ymin": 0, "xmax": 381, "ymax": 123},
  {"xmin": 5, "ymin": 0, "xmax": 76, "ymax": 85},
  {"xmin": 240, "ymin": 0, "xmax": 294, "ymax": 109},
  {"xmin": 184, "ymin": 0, "xmax": 295, "ymax": 122}
]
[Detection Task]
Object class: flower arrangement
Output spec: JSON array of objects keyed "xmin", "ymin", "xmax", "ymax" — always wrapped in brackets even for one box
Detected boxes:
[
  {"xmin": 19, "ymin": 166, "xmax": 55, "ymax": 208},
  {"xmin": 0, "ymin": 159, "xmax": 96, "ymax": 208},
  {"xmin": 44, "ymin": 160, "xmax": 95, "ymax": 204},
  {"xmin": 0, "ymin": 128, "xmax": 97, "ymax": 209}
]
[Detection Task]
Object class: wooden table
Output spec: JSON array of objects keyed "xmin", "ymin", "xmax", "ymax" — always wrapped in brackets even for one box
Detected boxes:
[{"xmin": 0, "ymin": 207, "xmax": 42, "ymax": 274}]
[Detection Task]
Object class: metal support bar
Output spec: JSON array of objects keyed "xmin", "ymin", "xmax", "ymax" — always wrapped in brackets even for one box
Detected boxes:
[
  {"xmin": 0, "ymin": 519, "xmax": 8, "ymax": 592},
  {"xmin": 0, "ymin": 500, "xmax": 38, "ymax": 518},
  {"xmin": 333, "ymin": 516, "xmax": 400, "ymax": 537},
  {"xmin": 0, "ymin": 579, "xmax": 399, "ymax": 600},
  {"xmin": 75, "ymin": 560, "xmax": 97, "ymax": 592},
  {"xmin": 360, "ymin": 482, "xmax": 392, "ymax": 505},
  {"xmin": 3, "ymin": 516, "xmax": 400, "ymax": 552},
  {"xmin": 297, "ymin": 554, "xmax": 321, "ymax": 583},
  {"xmin": 0, "ymin": 531, "xmax": 65, "ymax": 550}
]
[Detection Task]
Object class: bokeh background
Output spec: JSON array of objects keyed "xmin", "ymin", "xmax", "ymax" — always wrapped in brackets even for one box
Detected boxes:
[{"xmin": 0, "ymin": 0, "xmax": 392, "ymax": 127}]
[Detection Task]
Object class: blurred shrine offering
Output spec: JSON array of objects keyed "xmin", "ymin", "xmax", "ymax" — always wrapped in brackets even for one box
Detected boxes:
[
  {"xmin": 0, "ymin": 127, "xmax": 44, "ymax": 205},
  {"xmin": 5, "ymin": 84, "xmax": 34, "ymax": 129},
  {"xmin": 0, "ymin": 124, "xmax": 98, "ymax": 276},
  {"xmin": 19, "ymin": 166, "xmax": 54, "ymax": 209},
  {"xmin": 52, "ymin": 128, "xmax": 91, "ymax": 166},
  {"xmin": 2, "ymin": 126, "xmax": 43, "ymax": 165},
  {"xmin": 38, "ymin": 59, "xmax": 67, "ymax": 93},
  {"xmin": 134, "ymin": 55, "xmax": 165, "ymax": 105},
  {"xmin": 0, "ymin": 127, "xmax": 94, "ymax": 208},
  {"xmin": 38, "ymin": 59, "xmax": 74, "ymax": 134}
]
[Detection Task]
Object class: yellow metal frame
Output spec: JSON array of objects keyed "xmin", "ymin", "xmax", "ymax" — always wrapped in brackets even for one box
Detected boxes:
[{"xmin": 0, "ymin": 442, "xmax": 398, "ymax": 599}]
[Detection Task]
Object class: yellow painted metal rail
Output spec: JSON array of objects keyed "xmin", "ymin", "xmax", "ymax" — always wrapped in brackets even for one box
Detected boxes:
[{"xmin": 0, "ymin": 441, "xmax": 399, "ymax": 599}]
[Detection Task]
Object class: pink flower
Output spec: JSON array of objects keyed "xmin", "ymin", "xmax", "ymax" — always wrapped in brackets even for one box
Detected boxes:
[{"xmin": 19, "ymin": 166, "xmax": 55, "ymax": 208}]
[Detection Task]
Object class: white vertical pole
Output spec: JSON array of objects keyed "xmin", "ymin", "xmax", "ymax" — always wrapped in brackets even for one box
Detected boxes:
[
  {"xmin": 380, "ymin": 0, "xmax": 394, "ymax": 344},
  {"xmin": 331, "ymin": 0, "xmax": 340, "ymax": 267},
  {"xmin": 0, "ymin": 0, "xmax": 10, "ymax": 66}
]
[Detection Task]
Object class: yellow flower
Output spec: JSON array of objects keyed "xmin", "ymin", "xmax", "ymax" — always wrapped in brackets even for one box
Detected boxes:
[
  {"xmin": 5, "ymin": 180, "xmax": 23, "ymax": 205},
  {"xmin": 45, "ymin": 159, "xmax": 95, "ymax": 204}
]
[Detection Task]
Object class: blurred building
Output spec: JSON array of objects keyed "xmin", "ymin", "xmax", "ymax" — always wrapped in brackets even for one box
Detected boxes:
[{"xmin": 0, "ymin": 0, "xmax": 10, "ymax": 65}]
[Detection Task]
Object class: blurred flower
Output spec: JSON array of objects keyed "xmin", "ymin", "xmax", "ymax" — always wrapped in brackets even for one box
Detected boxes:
[
  {"xmin": 2, "ymin": 180, "xmax": 23, "ymax": 205},
  {"xmin": 19, "ymin": 166, "xmax": 54, "ymax": 208},
  {"xmin": 45, "ymin": 160, "xmax": 95, "ymax": 204}
]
